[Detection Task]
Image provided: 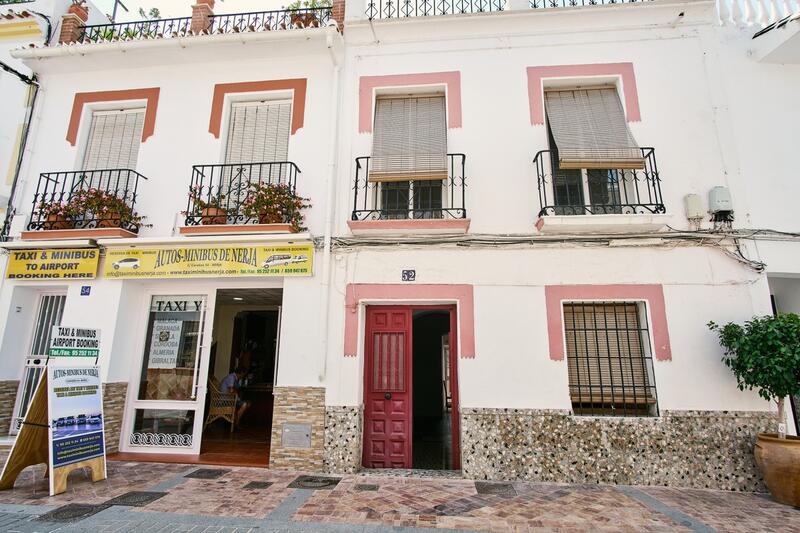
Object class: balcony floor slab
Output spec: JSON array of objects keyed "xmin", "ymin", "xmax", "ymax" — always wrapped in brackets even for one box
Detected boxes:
[
  {"xmin": 347, "ymin": 219, "xmax": 470, "ymax": 236},
  {"xmin": 20, "ymin": 228, "xmax": 138, "ymax": 241},
  {"xmin": 179, "ymin": 224, "xmax": 296, "ymax": 236},
  {"xmin": 535, "ymin": 213, "xmax": 672, "ymax": 234}
]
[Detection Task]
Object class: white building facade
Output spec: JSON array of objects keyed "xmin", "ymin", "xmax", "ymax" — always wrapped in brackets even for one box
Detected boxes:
[{"xmin": 0, "ymin": 0, "xmax": 797, "ymax": 491}]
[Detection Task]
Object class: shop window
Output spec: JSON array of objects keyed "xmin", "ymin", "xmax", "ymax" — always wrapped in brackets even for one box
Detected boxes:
[
  {"xmin": 563, "ymin": 302, "xmax": 658, "ymax": 416},
  {"xmin": 130, "ymin": 409, "xmax": 194, "ymax": 447},
  {"xmin": 370, "ymin": 95, "xmax": 447, "ymax": 219}
]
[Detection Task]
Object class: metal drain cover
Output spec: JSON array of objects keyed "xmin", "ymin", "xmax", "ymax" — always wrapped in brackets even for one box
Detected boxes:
[
  {"xmin": 243, "ymin": 481, "xmax": 274, "ymax": 490},
  {"xmin": 104, "ymin": 491, "xmax": 167, "ymax": 507},
  {"xmin": 475, "ymin": 481, "xmax": 517, "ymax": 496},
  {"xmin": 354, "ymin": 483, "xmax": 379, "ymax": 491},
  {"xmin": 36, "ymin": 503, "xmax": 109, "ymax": 522},
  {"xmin": 184, "ymin": 468, "xmax": 230, "ymax": 480},
  {"xmin": 288, "ymin": 475, "xmax": 341, "ymax": 490}
]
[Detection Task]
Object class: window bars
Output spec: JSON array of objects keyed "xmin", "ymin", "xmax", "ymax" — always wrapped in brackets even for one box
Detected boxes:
[
  {"xmin": 563, "ymin": 302, "xmax": 658, "ymax": 416},
  {"xmin": 529, "ymin": 0, "xmax": 651, "ymax": 8},
  {"xmin": 366, "ymin": 0, "xmax": 506, "ymax": 19}
]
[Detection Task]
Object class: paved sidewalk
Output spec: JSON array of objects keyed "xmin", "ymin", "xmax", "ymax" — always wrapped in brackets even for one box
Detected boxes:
[{"xmin": 0, "ymin": 459, "xmax": 796, "ymax": 532}]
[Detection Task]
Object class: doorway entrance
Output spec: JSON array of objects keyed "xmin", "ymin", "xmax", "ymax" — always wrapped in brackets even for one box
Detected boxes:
[
  {"xmin": 362, "ymin": 305, "xmax": 460, "ymax": 470},
  {"xmin": 200, "ymin": 288, "xmax": 282, "ymax": 467}
]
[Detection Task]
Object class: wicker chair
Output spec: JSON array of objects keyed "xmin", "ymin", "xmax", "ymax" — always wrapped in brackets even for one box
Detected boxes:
[{"xmin": 204, "ymin": 378, "xmax": 237, "ymax": 433}]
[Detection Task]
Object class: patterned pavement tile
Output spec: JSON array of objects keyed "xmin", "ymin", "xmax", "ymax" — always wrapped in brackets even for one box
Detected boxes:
[{"xmin": 640, "ymin": 485, "xmax": 800, "ymax": 533}]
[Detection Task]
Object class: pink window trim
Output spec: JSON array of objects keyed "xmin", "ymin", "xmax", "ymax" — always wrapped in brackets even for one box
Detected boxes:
[
  {"xmin": 358, "ymin": 71, "xmax": 462, "ymax": 133},
  {"xmin": 545, "ymin": 284, "xmax": 671, "ymax": 362},
  {"xmin": 527, "ymin": 63, "xmax": 641, "ymax": 126},
  {"xmin": 344, "ymin": 284, "xmax": 475, "ymax": 358}
]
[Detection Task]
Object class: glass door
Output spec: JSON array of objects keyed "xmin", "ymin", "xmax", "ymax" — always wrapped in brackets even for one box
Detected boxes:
[{"xmin": 125, "ymin": 294, "xmax": 212, "ymax": 453}]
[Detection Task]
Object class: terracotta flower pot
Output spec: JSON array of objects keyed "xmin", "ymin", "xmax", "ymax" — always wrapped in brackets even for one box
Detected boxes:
[
  {"xmin": 754, "ymin": 433, "xmax": 800, "ymax": 506},
  {"xmin": 258, "ymin": 212, "xmax": 283, "ymax": 224},
  {"xmin": 201, "ymin": 206, "xmax": 227, "ymax": 225},
  {"xmin": 45, "ymin": 215, "xmax": 73, "ymax": 231}
]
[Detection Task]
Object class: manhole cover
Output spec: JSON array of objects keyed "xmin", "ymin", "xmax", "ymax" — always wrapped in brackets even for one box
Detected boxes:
[
  {"xmin": 475, "ymin": 481, "xmax": 517, "ymax": 497},
  {"xmin": 184, "ymin": 468, "xmax": 230, "ymax": 480},
  {"xmin": 36, "ymin": 503, "xmax": 109, "ymax": 522},
  {"xmin": 243, "ymin": 481, "xmax": 274, "ymax": 490},
  {"xmin": 288, "ymin": 475, "xmax": 341, "ymax": 490},
  {"xmin": 104, "ymin": 491, "xmax": 167, "ymax": 507},
  {"xmin": 354, "ymin": 484, "xmax": 379, "ymax": 491}
]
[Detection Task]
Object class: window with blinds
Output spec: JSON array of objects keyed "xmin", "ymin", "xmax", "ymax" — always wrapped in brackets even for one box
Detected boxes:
[
  {"xmin": 563, "ymin": 302, "xmax": 658, "ymax": 416},
  {"xmin": 225, "ymin": 101, "xmax": 292, "ymax": 165},
  {"xmin": 544, "ymin": 88, "xmax": 644, "ymax": 170},
  {"xmin": 369, "ymin": 95, "xmax": 447, "ymax": 182},
  {"xmin": 82, "ymin": 109, "xmax": 145, "ymax": 171}
]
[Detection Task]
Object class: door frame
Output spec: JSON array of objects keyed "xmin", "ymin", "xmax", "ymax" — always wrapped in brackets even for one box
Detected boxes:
[
  {"xmin": 362, "ymin": 304, "xmax": 460, "ymax": 470},
  {"xmin": 120, "ymin": 289, "xmax": 217, "ymax": 455}
]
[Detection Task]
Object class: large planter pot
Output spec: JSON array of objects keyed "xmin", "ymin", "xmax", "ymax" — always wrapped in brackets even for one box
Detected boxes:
[
  {"xmin": 45, "ymin": 215, "xmax": 74, "ymax": 231},
  {"xmin": 201, "ymin": 207, "xmax": 227, "ymax": 225},
  {"xmin": 755, "ymin": 433, "xmax": 800, "ymax": 506}
]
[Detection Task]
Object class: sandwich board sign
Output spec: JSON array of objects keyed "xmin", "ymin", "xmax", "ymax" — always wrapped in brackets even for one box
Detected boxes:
[{"xmin": 0, "ymin": 362, "xmax": 106, "ymax": 495}]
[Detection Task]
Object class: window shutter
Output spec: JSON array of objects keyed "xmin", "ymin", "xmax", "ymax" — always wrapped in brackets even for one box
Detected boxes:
[
  {"xmin": 225, "ymin": 101, "xmax": 292, "ymax": 165},
  {"xmin": 544, "ymin": 88, "xmax": 644, "ymax": 170},
  {"xmin": 563, "ymin": 303, "xmax": 657, "ymax": 411},
  {"xmin": 82, "ymin": 109, "xmax": 145, "ymax": 171},
  {"xmin": 369, "ymin": 95, "xmax": 447, "ymax": 182}
]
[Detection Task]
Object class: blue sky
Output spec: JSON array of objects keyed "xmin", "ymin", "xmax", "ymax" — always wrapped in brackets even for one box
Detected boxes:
[{"xmin": 93, "ymin": 0, "xmax": 288, "ymax": 22}]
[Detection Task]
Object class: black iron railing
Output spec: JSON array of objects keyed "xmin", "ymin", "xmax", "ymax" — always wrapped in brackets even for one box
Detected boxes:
[
  {"xmin": 78, "ymin": 8, "xmax": 332, "ymax": 43},
  {"xmin": 0, "ymin": 0, "xmax": 34, "ymax": 5},
  {"xmin": 352, "ymin": 154, "xmax": 466, "ymax": 220},
  {"xmin": 28, "ymin": 169, "xmax": 147, "ymax": 232},
  {"xmin": 533, "ymin": 148, "xmax": 664, "ymax": 216},
  {"xmin": 366, "ymin": 0, "xmax": 505, "ymax": 19},
  {"xmin": 185, "ymin": 162, "xmax": 300, "ymax": 226},
  {"xmin": 529, "ymin": 0, "xmax": 650, "ymax": 8}
]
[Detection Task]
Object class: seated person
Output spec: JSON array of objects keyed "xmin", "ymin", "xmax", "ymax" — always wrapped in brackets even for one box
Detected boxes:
[{"xmin": 220, "ymin": 368, "xmax": 250, "ymax": 426}]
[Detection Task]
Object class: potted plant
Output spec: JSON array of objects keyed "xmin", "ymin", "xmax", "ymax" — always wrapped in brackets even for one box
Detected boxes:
[
  {"xmin": 709, "ymin": 314, "xmax": 800, "ymax": 506},
  {"xmin": 285, "ymin": 0, "xmax": 331, "ymax": 28},
  {"xmin": 37, "ymin": 200, "xmax": 76, "ymax": 230},
  {"xmin": 71, "ymin": 188, "xmax": 146, "ymax": 230},
  {"xmin": 242, "ymin": 182, "xmax": 310, "ymax": 231},
  {"xmin": 188, "ymin": 185, "xmax": 228, "ymax": 225}
]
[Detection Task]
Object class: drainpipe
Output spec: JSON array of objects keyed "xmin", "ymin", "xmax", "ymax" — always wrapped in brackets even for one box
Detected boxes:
[
  {"xmin": 319, "ymin": 31, "xmax": 342, "ymax": 383},
  {"xmin": 1, "ymin": 62, "xmax": 40, "ymax": 241}
]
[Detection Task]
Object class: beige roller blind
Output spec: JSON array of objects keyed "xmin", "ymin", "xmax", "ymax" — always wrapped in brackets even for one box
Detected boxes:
[
  {"xmin": 563, "ymin": 303, "xmax": 656, "ymax": 406},
  {"xmin": 225, "ymin": 100, "xmax": 292, "ymax": 164},
  {"xmin": 545, "ymin": 88, "xmax": 644, "ymax": 170},
  {"xmin": 82, "ymin": 109, "xmax": 145, "ymax": 171},
  {"xmin": 369, "ymin": 95, "xmax": 447, "ymax": 182}
]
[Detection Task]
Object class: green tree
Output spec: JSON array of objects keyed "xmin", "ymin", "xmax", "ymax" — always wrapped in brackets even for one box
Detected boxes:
[{"xmin": 709, "ymin": 313, "xmax": 800, "ymax": 438}]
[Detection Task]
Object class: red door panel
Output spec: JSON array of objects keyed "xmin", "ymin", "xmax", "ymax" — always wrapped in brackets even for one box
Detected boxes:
[{"xmin": 363, "ymin": 307, "xmax": 412, "ymax": 469}]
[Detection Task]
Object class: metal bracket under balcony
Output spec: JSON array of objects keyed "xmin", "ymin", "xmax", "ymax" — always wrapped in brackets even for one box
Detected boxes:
[
  {"xmin": 352, "ymin": 154, "xmax": 467, "ymax": 223},
  {"xmin": 27, "ymin": 169, "xmax": 147, "ymax": 235}
]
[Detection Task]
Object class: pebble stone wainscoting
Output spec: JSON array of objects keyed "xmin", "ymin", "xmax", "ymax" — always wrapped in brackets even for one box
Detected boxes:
[
  {"xmin": 323, "ymin": 406, "xmax": 362, "ymax": 473},
  {"xmin": 102, "ymin": 382, "xmax": 128, "ymax": 454},
  {"xmin": 461, "ymin": 408, "xmax": 776, "ymax": 491},
  {"xmin": 0, "ymin": 380, "xmax": 19, "ymax": 435}
]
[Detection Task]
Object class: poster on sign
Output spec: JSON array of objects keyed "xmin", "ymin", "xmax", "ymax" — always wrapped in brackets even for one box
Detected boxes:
[
  {"xmin": 148, "ymin": 319, "xmax": 182, "ymax": 368},
  {"xmin": 47, "ymin": 365, "xmax": 106, "ymax": 495},
  {"xmin": 48, "ymin": 326, "xmax": 101, "ymax": 358}
]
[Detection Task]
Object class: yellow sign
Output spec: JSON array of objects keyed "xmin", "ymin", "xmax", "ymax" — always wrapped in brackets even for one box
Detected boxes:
[
  {"xmin": 6, "ymin": 249, "xmax": 99, "ymax": 280},
  {"xmin": 103, "ymin": 243, "xmax": 313, "ymax": 279}
]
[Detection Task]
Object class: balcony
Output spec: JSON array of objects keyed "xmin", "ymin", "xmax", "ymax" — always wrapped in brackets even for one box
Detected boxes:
[
  {"xmin": 181, "ymin": 162, "xmax": 303, "ymax": 236},
  {"xmin": 528, "ymin": 0, "xmax": 651, "ymax": 9},
  {"xmin": 364, "ymin": 0, "xmax": 651, "ymax": 19},
  {"xmin": 23, "ymin": 169, "xmax": 148, "ymax": 240},
  {"xmin": 349, "ymin": 154, "xmax": 469, "ymax": 235},
  {"xmin": 77, "ymin": 7, "xmax": 332, "ymax": 44},
  {"xmin": 533, "ymin": 147, "xmax": 669, "ymax": 234}
]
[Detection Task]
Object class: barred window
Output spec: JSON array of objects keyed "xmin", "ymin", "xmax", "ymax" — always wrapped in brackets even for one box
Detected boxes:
[{"xmin": 563, "ymin": 302, "xmax": 658, "ymax": 417}]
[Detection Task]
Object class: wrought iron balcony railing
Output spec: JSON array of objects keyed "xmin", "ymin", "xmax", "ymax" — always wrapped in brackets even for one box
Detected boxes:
[
  {"xmin": 78, "ymin": 8, "xmax": 332, "ymax": 44},
  {"xmin": 352, "ymin": 154, "xmax": 467, "ymax": 221},
  {"xmin": 533, "ymin": 148, "xmax": 664, "ymax": 216},
  {"xmin": 185, "ymin": 162, "xmax": 300, "ymax": 226},
  {"xmin": 28, "ymin": 169, "xmax": 148, "ymax": 232},
  {"xmin": 366, "ymin": 0, "xmax": 505, "ymax": 19},
  {"xmin": 0, "ymin": 0, "xmax": 35, "ymax": 5},
  {"xmin": 529, "ymin": 0, "xmax": 651, "ymax": 8}
]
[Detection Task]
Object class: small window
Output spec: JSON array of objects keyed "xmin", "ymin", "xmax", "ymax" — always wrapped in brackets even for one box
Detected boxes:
[{"xmin": 563, "ymin": 302, "xmax": 658, "ymax": 416}]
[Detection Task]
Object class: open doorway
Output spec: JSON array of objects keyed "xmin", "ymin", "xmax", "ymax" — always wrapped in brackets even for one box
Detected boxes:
[
  {"xmin": 362, "ymin": 305, "xmax": 459, "ymax": 471},
  {"xmin": 200, "ymin": 288, "xmax": 282, "ymax": 467}
]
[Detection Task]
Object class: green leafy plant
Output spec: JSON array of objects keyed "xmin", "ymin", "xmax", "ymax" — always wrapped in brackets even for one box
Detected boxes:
[
  {"xmin": 242, "ymin": 182, "xmax": 310, "ymax": 232},
  {"xmin": 709, "ymin": 314, "xmax": 800, "ymax": 438},
  {"xmin": 284, "ymin": 0, "xmax": 332, "ymax": 9},
  {"xmin": 68, "ymin": 188, "xmax": 148, "ymax": 229},
  {"xmin": 187, "ymin": 185, "xmax": 227, "ymax": 213}
]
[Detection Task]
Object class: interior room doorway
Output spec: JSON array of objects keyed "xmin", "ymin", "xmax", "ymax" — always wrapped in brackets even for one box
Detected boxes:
[
  {"xmin": 200, "ymin": 288, "xmax": 282, "ymax": 467},
  {"xmin": 362, "ymin": 305, "xmax": 460, "ymax": 471}
]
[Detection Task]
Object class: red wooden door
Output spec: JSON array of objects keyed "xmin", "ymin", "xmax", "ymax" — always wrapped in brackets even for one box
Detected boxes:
[{"xmin": 363, "ymin": 307, "xmax": 412, "ymax": 468}]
